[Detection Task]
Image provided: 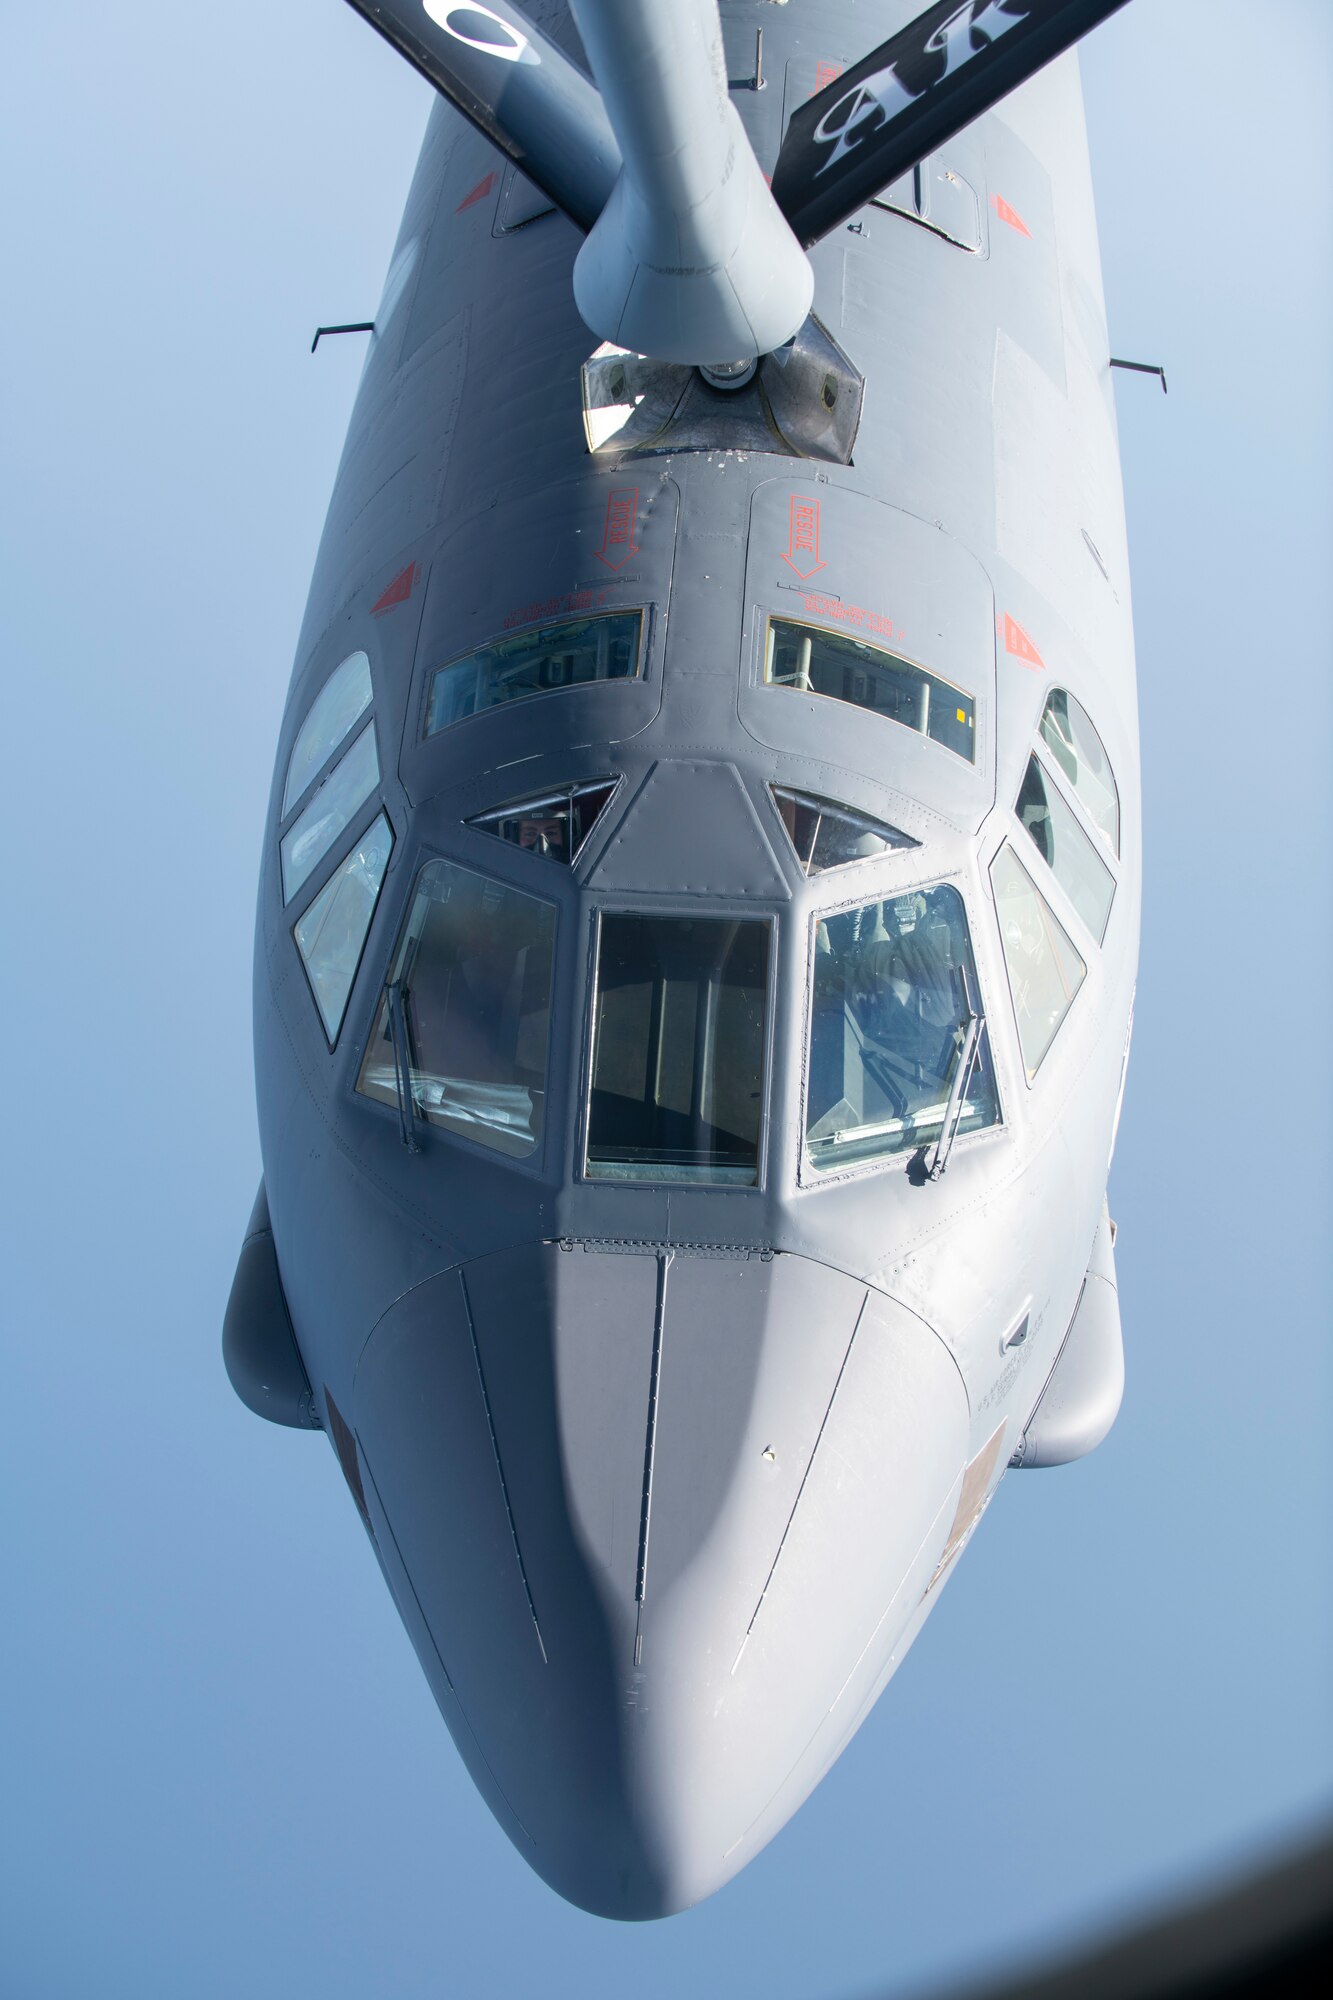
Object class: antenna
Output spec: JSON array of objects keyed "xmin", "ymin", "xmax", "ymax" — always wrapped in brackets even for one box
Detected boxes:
[
  {"xmin": 311, "ymin": 322, "xmax": 375, "ymax": 353},
  {"xmin": 1110, "ymin": 357, "xmax": 1168, "ymax": 394}
]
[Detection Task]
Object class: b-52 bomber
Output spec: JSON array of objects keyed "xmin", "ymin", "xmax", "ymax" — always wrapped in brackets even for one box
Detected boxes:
[{"xmin": 225, "ymin": 0, "xmax": 1141, "ymax": 1917}]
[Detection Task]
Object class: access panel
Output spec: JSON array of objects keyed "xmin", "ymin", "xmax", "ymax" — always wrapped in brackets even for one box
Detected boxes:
[{"xmin": 740, "ymin": 480, "xmax": 997, "ymax": 829}]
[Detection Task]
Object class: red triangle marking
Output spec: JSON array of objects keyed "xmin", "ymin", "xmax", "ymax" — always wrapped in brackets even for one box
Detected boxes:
[
  {"xmin": 1001, "ymin": 613, "xmax": 1045, "ymax": 669},
  {"xmin": 992, "ymin": 194, "xmax": 1032, "ymax": 238},
  {"xmin": 372, "ymin": 562, "xmax": 417, "ymax": 616},
  {"xmin": 456, "ymin": 171, "xmax": 497, "ymax": 213}
]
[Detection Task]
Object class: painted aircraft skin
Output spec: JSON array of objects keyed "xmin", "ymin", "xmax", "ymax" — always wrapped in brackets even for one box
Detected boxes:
[{"xmin": 228, "ymin": 0, "xmax": 1139, "ymax": 1919}]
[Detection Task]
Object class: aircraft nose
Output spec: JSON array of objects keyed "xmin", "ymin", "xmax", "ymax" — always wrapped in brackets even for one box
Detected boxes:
[{"xmin": 351, "ymin": 1244, "xmax": 969, "ymax": 1917}]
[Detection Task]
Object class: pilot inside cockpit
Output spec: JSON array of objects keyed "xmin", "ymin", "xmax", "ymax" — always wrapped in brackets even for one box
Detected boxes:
[
  {"xmin": 848, "ymin": 896, "xmax": 957, "ymax": 1043},
  {"xmin": 808, "ymin": 885, "xmax": 996, "ymax": 1169},
  {"xmin": 513, "ymin": 810, "xmax": 570, "ymax": 861}
]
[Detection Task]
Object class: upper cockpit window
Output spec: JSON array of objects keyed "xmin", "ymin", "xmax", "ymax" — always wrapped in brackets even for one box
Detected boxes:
[
  {"xmin": 294, "ymin": 813, "xmax": 394, "ymax": 1044},
  {"xmin": 991, "ymin": 843, "xmax": 1087, "ymax": 1078},
  {"xmin": 424, "ymin": 611, "xmax": 643, "ymax": 736},
  {"xmin": 280, "ymin": 721, "xmax": 380, "ymax": 904},
  {"xmin": 586, "ymin": 915, "xmax": 770, "ymax": 1185},
  {"xmin": 356, "ymin": 858, "xmax": 556, "ymax": 1158},
  {"xmin": 771, "ymin": 786, "xmax": 919, "ymax": 876},
  {"xmin": 1038, "ymin": 690, "xmax": 1119, "ymax": 856},
  {"xmin": 806, "ymin": 885, "xmax": 998, "ymax": 1173},
  {"xmin": 283, "ymin": 651, "xmax": 372, "ymax": 815},
  {"xmin": 467, "ymin": 778, "xmax": 620, "ymax": 866},
  {"xmin": 1016, "ymin": 755, "xmax": 1115, "ymax": 943},
  {"xmin": 765, "ymin": 618, "xmax": 976, "ymax": 762}
]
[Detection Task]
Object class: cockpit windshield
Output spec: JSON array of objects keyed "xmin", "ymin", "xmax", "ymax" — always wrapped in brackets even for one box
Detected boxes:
[
  {"xmin": 586, "ymin": 915, "xmax": 770, "ymax": 1184},
  {"xmin": 806, "ymin": 884, "xmax": 998, "ymax": 1172},
  {"xmin": 357, "ymin": 858, "xmax": 556, "ymax": 1158}
]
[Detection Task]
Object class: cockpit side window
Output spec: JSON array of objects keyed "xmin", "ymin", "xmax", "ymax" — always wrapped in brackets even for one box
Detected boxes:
[
  {"xmin": 1016, "ymin": 754, "xmax": 1115, "ymax": 942},
  {"xmin": 990, "ymin": 843, "xmax": 1087, "ymax": 1078},
  {"xmin": 356, "ymin": 858, "xmax": 556, "ymax": 1159},
  {"xmin": 283, "ymin": 651, "xmax": 373, "ymax": 815},
  {"xmin": 294, "ymin": 813, "xmax": 394, "ymax": 1043},
  {"xmin": 586, "ymin": 915, "xmax": 771, "ymax": 1185},
  {"xmin": 765, "ymin": 618, "xmax": 976, "ymax": 762},
  {"xmin": 424, "ymin": 610, "xmax": 643, "ymax": 736},
  {"xmin": 1038, "ymin": 690, "xmax": 1119, "ymax": 855},
  {"xmin": 280, "ymin": 721, "xmax": 380, "ymax": 903},
  {"xmin": 770, "ymin": 786, "xmax": 918, "ymax": 876},
  {"xmin": 467, "ymin": 778, "xmax": 620, "ymax": 866},
  {"xmin": 805, "ymin": 884, "xmax": 998, "ymax": 1173}
]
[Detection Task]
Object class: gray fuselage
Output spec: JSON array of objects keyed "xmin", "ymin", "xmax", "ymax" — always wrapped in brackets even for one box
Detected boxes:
[{"xmin": 250, "ymin": 0, "xmax": 1139, "ymax": 1918}]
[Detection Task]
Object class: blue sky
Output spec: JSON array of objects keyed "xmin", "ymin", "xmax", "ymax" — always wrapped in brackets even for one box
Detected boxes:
[{"xmin": 3, "ymin": 4, "xmax": 1330, "ymax": 1996}]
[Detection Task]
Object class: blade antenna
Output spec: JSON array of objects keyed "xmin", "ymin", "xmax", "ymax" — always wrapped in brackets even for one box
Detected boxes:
[{"xmin": 1110, "ymin": 357, "xmax": 1169, "ymax": 394}]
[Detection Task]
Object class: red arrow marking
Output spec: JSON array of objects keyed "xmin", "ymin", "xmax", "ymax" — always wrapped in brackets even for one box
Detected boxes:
[
  {"xmin": 595, "ymin": 487, "xmax": 641, "ymax": 570},
  {"xmin": 781, "ymin": 494, "xmax": 827, "ymax": 580},
  {"xmin": 372, "ymin": 562, "xmax": 418, "ymax": 616},
  {"xmin": 456, "ymin": 171, "xmax": 497, "ymax": 213},
  {"xmin": 1000, "ymin": 612, "xmax": 1045, "ymax": 669},
  {"xmin": 992, "ymin": 194, "xmax": 1032, "ymax": 238}
]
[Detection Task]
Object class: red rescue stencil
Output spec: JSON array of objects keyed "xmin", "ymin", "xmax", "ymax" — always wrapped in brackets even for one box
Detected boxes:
[
  {"xmin": 1000, "ymin": 613, "xmax": 1044, "ymax": 669},
  {"xmin": 595, "ymin": 487, "xmax": 640, "ymax": 570},
  {"xmin": 372, "ymin": 562, "xmax": 418, "ymax": 616},
  {"xmin": 782, "ymin": 494, "xmax": 827, "ymax": 580},
  {"xmin": 992, "ymin": 194, "xmax": 1032, "ymax": 238},
  {"xmin": 813, "ymin": 60, "xmax": 844, "ymax": 94},
  {"xmin": 456, "ymin": 171, "xmax": 497, "ymax": 213}
]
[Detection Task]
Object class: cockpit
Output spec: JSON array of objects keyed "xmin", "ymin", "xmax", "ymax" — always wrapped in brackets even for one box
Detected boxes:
[
  {"xmin": 277, "ymin": 614, "xmax": 1123, "ymax": 1199},
  {"xmin": 348, "ymin": 835, "xmax": 998, "ymax": 1188}
]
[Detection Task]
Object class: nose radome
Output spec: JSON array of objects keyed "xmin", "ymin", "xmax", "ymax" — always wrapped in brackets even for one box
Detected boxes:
[{"xmin": 351, "ymin": 1244, "xmax": 968, "ymax": 1918}]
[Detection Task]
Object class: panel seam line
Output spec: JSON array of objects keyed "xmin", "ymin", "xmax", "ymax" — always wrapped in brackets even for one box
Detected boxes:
[
  {"xmin": 633, "ymin": 1248, "xmax": 672, "ymax": 1664},
  {"xmin": 459, "ymin": 1269, "xmax": 548, "ymax": 1665},
  {"xmin": 731, "ymin": 1287, "xmax": 869, "ymax": 1674}
]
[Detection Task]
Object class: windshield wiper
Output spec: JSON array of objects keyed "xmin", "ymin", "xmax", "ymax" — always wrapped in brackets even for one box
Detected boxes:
[
  {"xmin": 385, "ymin": 978, "xmax": 421, "ymax": 1154},
  {"xmin": 927, "ymin": 1007, "xmax": 984, "ymax": 1182}
]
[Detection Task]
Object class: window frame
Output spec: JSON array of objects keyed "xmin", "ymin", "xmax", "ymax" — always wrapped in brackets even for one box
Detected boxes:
[
  {"xmin": 279, "ymin": 716, "xmax": 382, "ymax": 906},
  {"xmin": 988, "ymin": 839, "xmax": 1089, "ymax": 1084},
  {"xmin": 419, "ymin": 606, "xmax": 649, "ymax": 741},
  {"xmin": 1036, "ymin": 686, "xmax": 1121, "ymax": 859},
  {"xmin": 768, "ymin": 783, "xmax": 920, "ymax": 879},
  {"xmin": 578, "ymin": 902, "xmax": 779, "ymax": 1192},
  {"xmin": 1014, "ymin": 747, "xmax": 1117, "ymax": 945},
  {"xmin": 282, "ymin": 649, "xmax": 374, "ymax": 819},
  {"xmin": 762, "ymin": 613, "xmax": 979, "ymax": 765},
  {"xmin": 464, "ymin": 774, "xmax": 624, "ymax": 870},
  {"xmin": 289, "ymin": 802, "xmax": 396, "ymax": 1052},
  {"xmin": 351, "ymin": 842, "xmax": 564, "ymax": 1170},
  {"xmin": 796, "ymin": 868, "xmax": 1004, "ymax": 1188}
]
